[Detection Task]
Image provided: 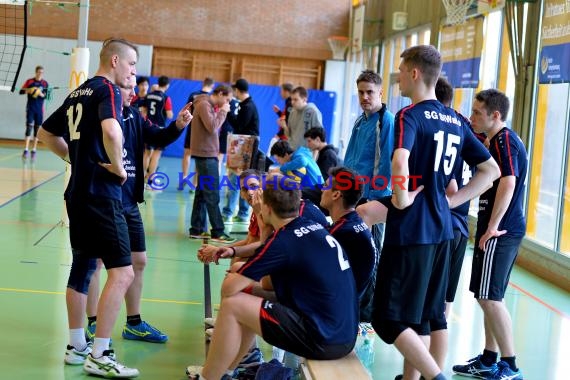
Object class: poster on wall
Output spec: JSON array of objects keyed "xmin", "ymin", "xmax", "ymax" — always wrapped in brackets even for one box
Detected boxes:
[
  {"xmin": 539, "ymin": 0, "xmax": 570, "ymax": 83},
  {"xmin": 440, "ymin": 16, "xmax": 484, "ymax": 88}
]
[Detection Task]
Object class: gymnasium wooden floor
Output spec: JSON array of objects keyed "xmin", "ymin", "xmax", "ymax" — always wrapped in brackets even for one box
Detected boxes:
[{"xmin": 0, "ymin": 144, "xmax": 568, "ymax": 379}]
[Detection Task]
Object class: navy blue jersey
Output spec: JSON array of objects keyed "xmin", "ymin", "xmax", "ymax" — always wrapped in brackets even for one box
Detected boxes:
[
  {"xmin": 143, "ymin": 90, "xmax": 172, "ymax": 127},
  {"xmin": 328, "ymin": 211, "xmax": 377, "ymax": 299},
  {"xmin": 239, "ymin": 216, "xmax": 358, "ymax": 345},
  {"xmin": 300, "ymin": 198, "xmax": 329, "ymax": 227},
  {"xmin": 450, "ymin": 114, "xmax": 483, "ymax": 238},
  {"xmin": 42, "ymin": 76, "xmax": 123, "ymax": 200},
  {"xmin": 385, "ymin": 100, "xmax": 491, "ymax": 245},
  {"xmin": 121, "ymin": 106, "xmax": 183, "ymax": 206},
  {"xmin": 131, "ymin": 94, "xmax": 146, "ymax": 109},
  {"xmin": 477, "ymin": 127, "xmax": 527, "ymax": 237},
  {"xmin": 20, "ymin": 77, "xmax": 49, "ymax": 113}
]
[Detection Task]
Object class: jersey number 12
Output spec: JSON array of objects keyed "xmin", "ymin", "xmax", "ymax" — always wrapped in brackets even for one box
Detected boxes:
[{"xmin": 67, "ymin": 104, "xmax": 83, "ymax": 141}]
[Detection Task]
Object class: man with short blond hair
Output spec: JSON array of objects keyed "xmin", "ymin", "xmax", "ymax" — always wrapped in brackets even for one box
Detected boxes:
[{"xmin": 38, "ymin": 37, "xmax": 140, "ymax": 378}]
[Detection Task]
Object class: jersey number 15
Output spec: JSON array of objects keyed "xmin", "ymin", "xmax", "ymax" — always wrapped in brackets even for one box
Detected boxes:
[{"xmin": 433, "ymin": 131, "xmax": 460, "ymax": 175}]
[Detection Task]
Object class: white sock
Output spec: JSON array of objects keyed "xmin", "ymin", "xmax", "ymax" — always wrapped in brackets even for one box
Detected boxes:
[
  {"xmin": 92, "ymin": 337, "xmax": 111, "ymax": 358},
  {"xmin": 69, "ymin": 328, "xmax": 87, "ymax": 350}
]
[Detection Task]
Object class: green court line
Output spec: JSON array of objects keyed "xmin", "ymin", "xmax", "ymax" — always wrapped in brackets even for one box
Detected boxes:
[{"xmin": 0, "ymin": 287, "xmax": 204, "ymax": 306}]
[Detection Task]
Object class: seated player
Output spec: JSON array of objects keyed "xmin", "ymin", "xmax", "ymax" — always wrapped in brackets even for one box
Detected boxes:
[
  {"xmin": 186, "ymin": 173, "xmax": 358, "ymax": 380},
  {"xmin": 321, "ymin": 166, "xmax": 377, "ymax": 320}
]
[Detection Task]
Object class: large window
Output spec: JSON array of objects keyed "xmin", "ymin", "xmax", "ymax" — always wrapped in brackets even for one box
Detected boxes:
[{"xmin": 527, "ymin": 83, "xmax": 570, "ymax": 253}]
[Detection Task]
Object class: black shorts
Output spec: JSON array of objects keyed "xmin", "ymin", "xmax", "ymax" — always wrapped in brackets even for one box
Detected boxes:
[
  {"xmin": 446, "ymin": 229, "xmax": 468, "ymax": 302},
  {"xmin": 184, "ymin": 125, "xmax": 191, "ymax": 149},
  {"xmin": 67, "ymin": 197, "xmax": 131, "ymax": 269},
  {"xmin": 123, "ymin": 203, "xmax": 146, "ymax": 252},
  {"xmin": 259, "ymin": 299, "xmax": 355, "ymax": 360},
  {"xmin": 373, "ymin": 242, "xmax": 451, "ymax": 325},
  {"xmin": 470, "ymin": 235, "xmax": 522, "ymax": 301}
]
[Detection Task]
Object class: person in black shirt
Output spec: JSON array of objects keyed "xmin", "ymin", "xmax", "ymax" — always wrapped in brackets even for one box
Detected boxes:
[
  {"xmin": 38, "ymin": 37, "xmax": 140, "ymax": 378},
  {"xmin": 85, "ymin": 77, "xmax": 191, "ymax": 345}
]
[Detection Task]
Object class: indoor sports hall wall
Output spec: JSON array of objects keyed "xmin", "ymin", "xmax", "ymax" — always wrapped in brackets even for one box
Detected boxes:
[
  {"xmin": 144, "ymin": 76, "xmax": 337, "ymax": 158},
  {"xmin": 0, "ymin": 36, "xmax": 152, "ymax": 140}
]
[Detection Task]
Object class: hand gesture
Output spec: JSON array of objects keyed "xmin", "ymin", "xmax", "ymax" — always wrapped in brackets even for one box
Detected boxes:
[
  {"xmin": 272, "ymin": 104, "xmax": 280, "ymax": 113},
  {"xmin": 176, "ymin": 102, "xmax": 193, "ymax": 129},
  {"xmin": 220, "ymin": 102, "xmax": 231, "ymax": 113}
]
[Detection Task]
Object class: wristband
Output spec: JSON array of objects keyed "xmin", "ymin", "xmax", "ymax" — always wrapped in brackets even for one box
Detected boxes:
[{"xmin": 230, "ymin": 247, "xmax": 236, "ymax": 257}]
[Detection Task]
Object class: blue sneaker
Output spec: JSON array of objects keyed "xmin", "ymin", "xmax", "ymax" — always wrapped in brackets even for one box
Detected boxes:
[
  {"xmin": 485, "ymin": 361, "xmax": 523, "ymax": 379},
  {"xmin": 453, "ymin": 355, "xmax": 498, "ymax": 378},
  {"xmin": 122, "ymin": 320, "xmax": 168, "ymax": 343},
  {"xmin": 85, "ymin": 322, "xmax": 112, "ymax": 346}
]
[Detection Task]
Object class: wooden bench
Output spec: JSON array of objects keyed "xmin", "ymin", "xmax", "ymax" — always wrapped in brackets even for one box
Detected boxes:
[{"xmin": 300, "ymin": 350, "xmax": 371, "ymax": 379}]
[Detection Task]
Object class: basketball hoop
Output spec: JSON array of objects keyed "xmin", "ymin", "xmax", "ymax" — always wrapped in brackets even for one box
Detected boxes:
[
  {"xmin": 442, "ymin": 0, "xmax": 474, "ymax": 25},
  {"xmin": 327, "ymin": 36, "xmax": 349, "ymax": 61}
]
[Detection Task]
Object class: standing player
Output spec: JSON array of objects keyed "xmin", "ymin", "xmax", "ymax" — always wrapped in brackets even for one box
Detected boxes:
[
  {"xmin": 141, "ymin": 75, "xmax": 173, "ymax": 184},
  {"xmin": 85, "ymin": 77, "xmax": 192, "ymax": 344},
  {"xmin": 131, "ymin": 76, "xmax": 149, "ymax": 110},
  {"xmin": 38, "ymin": 37, "xmax": 140, "ymax": 378},
  {"xmin": 19, "ymin": 65, "xmax": 48, "ymax": 160},
  {"xmin": 371, "ymin": 45, "xmax": 499, "ymax": 380},
  {"xmin": 453, "ymin": 89, "xmax": 526, "ymax": 380},
  {"xmin": 186, "ymin": 174, "xmax": 358, "ymax": 379}
]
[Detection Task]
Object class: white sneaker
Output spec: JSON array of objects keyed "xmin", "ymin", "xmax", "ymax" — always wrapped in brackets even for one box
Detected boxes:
[
  {"xmin": 204, "ymin": 317, "xmax": 216, "ymax": 328},
  {"xmin": 64, "ymin": 342, "xmax": 92, "ymax": 365},
  {"xmin": 83, "ymin": 350, "xmax": 139, "ymax": 378},
  {"xmin": 186, "ymin": 365, "xmax": 203, "ymax": 379}
]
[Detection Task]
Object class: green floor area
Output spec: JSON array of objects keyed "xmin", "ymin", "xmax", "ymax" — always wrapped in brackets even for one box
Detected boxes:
[{"xmin": 0, "ymin": 146, "xmax": 568, "ymax": 379}]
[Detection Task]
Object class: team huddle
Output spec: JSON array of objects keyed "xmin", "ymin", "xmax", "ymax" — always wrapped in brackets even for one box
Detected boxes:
[{"xmin": 36, "ymin": 38, "xmax": 527, "ymax": 380}]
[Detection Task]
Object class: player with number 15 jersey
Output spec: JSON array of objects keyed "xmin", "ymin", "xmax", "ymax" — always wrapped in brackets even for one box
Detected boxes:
[
  {"xmin": 384, "ymin": 100, "xmax": 491, "ymax": 246},
  {"xmin": 42, "ymin": 76, "xmax": 124, "ymax": 201}
]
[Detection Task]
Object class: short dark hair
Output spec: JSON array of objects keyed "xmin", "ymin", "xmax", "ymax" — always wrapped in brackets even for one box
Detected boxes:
[
  {"xmin": 35, "ymin": 65, "xmax": 44, "ymax": 72},
  {"xmin": 263, "ymin": 173, "xmax": 300, "ymax": 218},
  {"xmin": 158, "ymin": 75, "xmax": 169, "ymax": 87},
  {"xmin": 270, "ymin": 140, "xmax": 294, "ymax": 158},
  {"xmin": 475, "ymin": 89, "xmax": 510, "ymax": 122},
  {"xmin": 435, "ymin": 77, "xmax": 453, "ymax": 107},
  {"xmin": 329, "ymin": 166, "xmax": 363, "ymax": 209},
  {"xmin": 212, "ymin": 85, "xmax": 231, "ymax": 96},
  {"xmin": 203, "ymin": 77, "xmax": 214, "ymax": 87},
  {"xmin": 136, "ymin": 76, "xmax": 149, "ymax": 85},
  {"xmin": 356, "ymin": 70, "xmax": 382, "ymax": 86},
  {"xmin": 292, "ymin": 86, "xmax": 308, "ymax": 99},
  {"xmin": 304, "ymin": 127, "xmax": 326, "ymax": 141},
  {"xmin": 281, "ymin": 83, "xmax": 294, "ymax": 92},
  {"xmin": 400, "ymin": 45, "xmax": 442, "ymax": 87}
]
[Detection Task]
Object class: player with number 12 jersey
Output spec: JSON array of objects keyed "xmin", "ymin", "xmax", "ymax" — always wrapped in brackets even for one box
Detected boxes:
[
  {"xmin": 384, "ymin": 100, "xmax": 491, "ymax": 246},
  {"xmin": 42, "ymin": 76, "xmax": 124, "ymax": 200}
]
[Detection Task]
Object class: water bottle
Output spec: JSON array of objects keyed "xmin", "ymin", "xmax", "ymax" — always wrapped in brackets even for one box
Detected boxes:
[
  {"xmin": 283, "ymin": 351, "xmax": 301, "ymax": 379},
  {"xmin": 355, "ymin": 328, "xmax": 375, "ymax": 374}
]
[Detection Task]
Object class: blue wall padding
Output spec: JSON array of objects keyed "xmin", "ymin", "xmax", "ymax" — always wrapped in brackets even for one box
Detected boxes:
[{"xmin": 143, "ymin": 76, "xmax": 336, "ymax": 158}]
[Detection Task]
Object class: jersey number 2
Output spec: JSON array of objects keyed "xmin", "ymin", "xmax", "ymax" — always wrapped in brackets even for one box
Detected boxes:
[
  {"xmin": 66, "ymin": 104, "xmax": 83, "ymax": 141},
  {"xmin": 433, "ymin": 131, "xmax": 460, "ymax": 175},
  {"xmin": 325, "ymin": 235, "xmax": 350, "ymax": 271}
]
